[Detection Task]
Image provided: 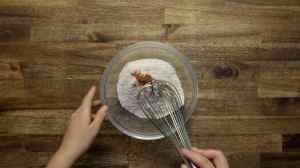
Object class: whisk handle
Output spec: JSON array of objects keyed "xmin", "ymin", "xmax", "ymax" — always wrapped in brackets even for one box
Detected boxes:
[
  {"xmin": 190, "ymin": 162, "xmax": 198, "ymax": 168},
  {"xmin": 183, "ymin": 158, "xmax": 198, "ymax": 168},
  {"xmin": 180, "ymin": 152, "xmax": 198, "ymax": 168}
]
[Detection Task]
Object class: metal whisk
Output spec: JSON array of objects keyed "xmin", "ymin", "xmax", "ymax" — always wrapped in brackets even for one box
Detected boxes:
[{"xmin": 137, "ymin": 80, "xmax": 196, "ymax": 168}]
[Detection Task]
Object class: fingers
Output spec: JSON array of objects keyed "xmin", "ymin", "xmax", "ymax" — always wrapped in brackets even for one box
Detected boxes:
[
  {"xmin": 90, "ymin": 105, "xmax": 108, "ymax": 131},
  {"xmin": 191, "ymin": 148, "xmax": 229, "ymax": 168},
  {"xmin": 181, "ymin": 149, "xmax": 215, "ymax": 168},
  {"xmin": 181, "ymin": 164, "xmax": 188, "ymax": 168},
  {"xmin": 82, "ymin": 86, "xmax": 96, "ymax": 108},
  {"xmin": 92, "ymin": 100, "xmax": 102, "ymax": 107},
  {"xmin": 91, "ymin": 114, "xmax": 96, "ymax": 119},
  {"xmin": 192, "ymin": 148, "xmax": 220, "ymax": 159}
]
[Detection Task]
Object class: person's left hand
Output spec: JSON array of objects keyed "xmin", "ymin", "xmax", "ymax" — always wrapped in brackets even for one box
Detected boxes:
[{"xmin": 59, "ymin": 86, "xmax": 108, "ymax": 161}]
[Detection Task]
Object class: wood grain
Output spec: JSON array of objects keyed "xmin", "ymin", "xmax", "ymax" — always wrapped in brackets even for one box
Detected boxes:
[
  {"xmin": 261, "ymin": 152, "xmax": 300, "ymax": 168},
  {"xmin": 0, "ymin": 134, "xmax": 274, "ymax": 168},
  {"xmin": 258, "ymin": 61, "xmax": 300, "ymax": 98},
  {"xmin": 1, "ymin": 109, "xmax": 300, "ymax": 136},
  {"xmin": 196, "ymin": 98, "xmax": 300, "ymax": 116},
  {"xmin": 189, "ymin": 116, "xmax": 300, "ymax": 135},
  {"xmin": 0, "ymin": 0, "xmax": 300, "ymax": 167},
  {"xmin": 283, "ymin": 134, "xmax": 300, "ymax": 152},
  {"xmin": 1, "ymin": 42, "xmax": 300, "ymax": 110},
  {"xmin": 191, "ymin": 134, "xmax": 282, "ymax": 152}
]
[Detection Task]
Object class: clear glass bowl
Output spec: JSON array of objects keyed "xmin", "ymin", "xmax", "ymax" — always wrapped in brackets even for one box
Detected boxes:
[{"xmin": 100, "ymin": 41, "xmax": 198, "ymax": 140}]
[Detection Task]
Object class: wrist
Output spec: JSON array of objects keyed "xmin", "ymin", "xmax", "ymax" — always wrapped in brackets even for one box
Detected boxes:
[
  {"xmin": 46, "ymin": 146, "xmax": 78, "ymax": 168},
  {"xmin": 56, "ymin": 145, "xmax": 79, "ymax": 164}
]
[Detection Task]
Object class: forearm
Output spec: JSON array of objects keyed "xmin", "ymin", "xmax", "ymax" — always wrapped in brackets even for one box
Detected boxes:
[{"xmin": 46, "ymin": 148, "xmax": 77, "ymax": 168}]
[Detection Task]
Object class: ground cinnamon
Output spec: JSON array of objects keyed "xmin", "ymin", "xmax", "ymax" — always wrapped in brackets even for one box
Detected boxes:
[{"xmin": 131, "ymin": 70, "xmax": 153, "ymax": 86}]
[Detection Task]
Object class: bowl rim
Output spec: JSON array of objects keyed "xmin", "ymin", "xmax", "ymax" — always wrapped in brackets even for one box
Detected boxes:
[{"xmin": 100, "ymin": 41, "xmax": 198, "ymax": 140}]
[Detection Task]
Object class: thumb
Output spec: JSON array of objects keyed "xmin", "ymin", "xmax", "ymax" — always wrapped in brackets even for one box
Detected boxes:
[{"xmin": 90, "ymin": 105, "xmax": 108, "ymax": 130}]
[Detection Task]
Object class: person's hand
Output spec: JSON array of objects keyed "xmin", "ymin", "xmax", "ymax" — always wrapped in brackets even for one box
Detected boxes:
[
  {"xmin": 60, "ymin": 86, "xmax": 108, "ymax": 160},
  {"xmin": 46, "ymin": 86, "xmax": 108, "ymax": 168},
  {"xmin": 181, "ymin": 148, "xmax": 229, "ymax": 168}
]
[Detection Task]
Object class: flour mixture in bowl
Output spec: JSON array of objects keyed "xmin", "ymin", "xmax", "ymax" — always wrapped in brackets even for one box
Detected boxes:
[
  {"xmin": 117, "ymin": 58, "xmax": 184, "ymax": 118},
  {"xmin": 100, "ymin": 41, "xmax": 198, "ymax": 140}
]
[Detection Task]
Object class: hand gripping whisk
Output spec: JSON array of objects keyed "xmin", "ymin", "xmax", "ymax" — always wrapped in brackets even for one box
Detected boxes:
[{"xmin": 137, "ymin": 80, "xmax": 197, "ymax": 168}]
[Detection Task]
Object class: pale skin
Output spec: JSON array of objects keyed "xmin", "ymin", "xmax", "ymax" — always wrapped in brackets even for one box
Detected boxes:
[
  {"xmin": 181, "ymin": 148, "xmax": 229, "ymax": 168},
  {"xmin": 46, "ymin": 86, "xmax": 108, "ymax": 168},
  {"xmin": 46, "ymin": 86, "xmax": 229, "ymax": 168}
]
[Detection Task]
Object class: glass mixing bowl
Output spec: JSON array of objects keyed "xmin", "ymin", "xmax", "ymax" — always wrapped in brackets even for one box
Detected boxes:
[{"xmin": 100, "ymin": 41, "xmax": 198, "ymax": 140}]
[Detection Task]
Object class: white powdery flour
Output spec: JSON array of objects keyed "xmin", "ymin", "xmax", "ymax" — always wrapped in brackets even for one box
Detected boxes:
[{"xmin": 117, "ymin": 59, "xmax": 184, "ymax": 118}]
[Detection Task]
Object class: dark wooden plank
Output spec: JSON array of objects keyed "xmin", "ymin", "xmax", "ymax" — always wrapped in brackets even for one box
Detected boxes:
[
  {"xmin": 164, "ymin": 3, "xmax": 300, "ymax": 46},
  {"xmin": 77, "ymin": 1, "xmax": 164, "ymax": 25},
  {"xmin": 0, "ymin": 0, "xmax": 77, "ymax": 6},
  {"xmin": 226, "ymin": 0, "xmax": 300, "ymax": 6},
  {"xmin": 0, "ymin": 75, "xmax": 255, "ymax": 109},
  {"xmin": 258, "ymin": 61, "xmax": 300, "ymax": 98},
  {"xmin": 0, "ymin": 151, "xmax": 128, "ymax": 168},
  {"xmin": 0, "ymin": 24, "xmax": 31, "ymax": 42},
  {"xmin": 0, "ymin": 110, "xmax": 282, "ymax": 152},
  {"xmin": 1, "ymin": 43, "xmax": 300, "ymax": 113},
  {"xmin": 0, "ymin": 43, "xmax": 109, "ymax": 109},
  {"xmin": 260, "ymin": 98, "xmax": 300, "ymax": 116},
  {"xmin": 194, "ymin": 61, "xmax": 258, "ymax": 100},
  {"xmin": 2, "ymin": 8, "xmax": 298, "ymax": 45},
  {"xmin": 0, "ymin": 134, "xmax": 130, "ymax": 153},
  {"xmin": 258, "ymin": 79, "xmax": 300, "ymax": 98},
  {"xmin": 191, "ymin": 134, "xmax": 282, "ymax": 152},
  {"xmin": 227, "ymin": 152, "xmax": 260, "ymax": 168},
  {"xmin": 2, "ymin": 109, "xmax": 300, "ymax": 135},
  {"xmin": 2, "ymin": 43, "xmax": 300, "ymax": 78},
  {"xmin": 196, "ymin": 98, "xmax": 300, "ymax": 116},
  {"xmin": 261, "ymin": 152, "xmax": 300, "ymax": 168},
  {"xmin": 0, "ymin": 134, "xmax": 130, "ymax": 168},
  {"xmin": 31, "ymin": 23, "xmax": 163, "ymax": 42},
  {"xmin": 189, "ymin": 116, "xmax": 300, "ymax": 135},
  {"xmin": 0, "ymin": 0, "xmax": 163, "ymax": 27},
  {"xmin": 129, "ymin": 138, "xmax": 262, "ymax": 168},
  {"xmin": 0, "ymin": 151, "xmax": 262, "ymax": 168},
  {"xmin": 2, "ymin": 96, "xmax": 300, "ymax": 121},
  {"xmin": 0, "ymin": 109, "xmax": 119, "ymax": 135},
  {"xmin": 0, "ymin": 134, "xmax": 268, "ymax": 168},
  {"xmin": 0, "ymin": 43, "xmax": 115, "ymax": 80},
  {"xmin": 0, "ymin": 0, "xmax": 224, "ymax": 9},
  {"xmin": 1, "ymin": 0, "xmax": 299, "ymax": 45},
  {"xmin": 130, "ymin": 149, "xmax": 261, "ymax": 168},
  {"xmin": 0, "ymin": 79, "xmax": 98, "ymax": 110},
  {"xmin": 283, "ymin": 134, "xmax": 300, "ymax": 152},
  {"xmin": 183, "ymin": 4, "xmax": 299, "ymax": 27},
  {"xmin": 174, "ymin": 44, "xmax": 300, "ymax": 61},
  {"xmin": 1, "ymin": 43, "xmax": 300, "ymax": 112}
]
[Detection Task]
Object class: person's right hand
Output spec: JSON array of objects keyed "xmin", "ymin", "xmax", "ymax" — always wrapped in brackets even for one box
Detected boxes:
[{"xmin": 181, "ymin": 148, "xmax": 229, "ymax": 168}]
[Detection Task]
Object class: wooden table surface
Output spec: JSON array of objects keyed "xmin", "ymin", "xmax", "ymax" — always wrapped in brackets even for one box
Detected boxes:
[{"xmin": 1, "ymin": 0, "xmax": 300, "ymax": 167}]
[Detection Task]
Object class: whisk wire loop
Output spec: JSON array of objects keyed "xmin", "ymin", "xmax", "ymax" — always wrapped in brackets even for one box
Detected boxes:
[{"xmin": 138, "ymin": 80, "xmax": 196, "ymax": 168}]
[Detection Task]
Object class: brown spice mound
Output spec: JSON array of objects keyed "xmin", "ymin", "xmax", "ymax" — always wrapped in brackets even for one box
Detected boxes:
[{"xmin": 131, "ymin": 70, "xmax": 153, "ymax": 86}]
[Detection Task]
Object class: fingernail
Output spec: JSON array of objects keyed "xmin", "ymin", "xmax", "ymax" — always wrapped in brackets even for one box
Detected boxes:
[{"xmin": 102, "ymin": 105, "xmax": 109, "ymax": 111}]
